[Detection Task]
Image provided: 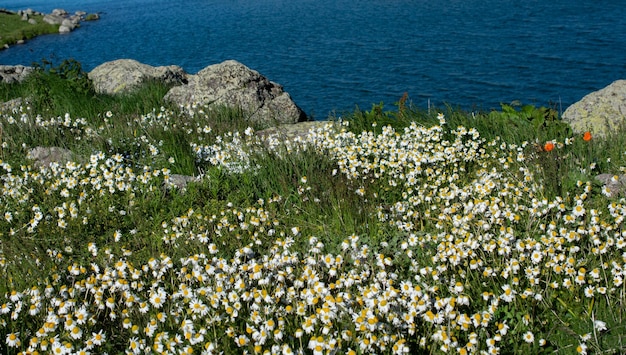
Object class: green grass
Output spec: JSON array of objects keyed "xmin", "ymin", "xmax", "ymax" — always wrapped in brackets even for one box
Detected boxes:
[
  {"xmin": 1, "ymin": 62, "xmax": 626, "ymax": 354},
  {"xmin": 0, "ymin": 12, "xmax": 59, "ymax": 48}
]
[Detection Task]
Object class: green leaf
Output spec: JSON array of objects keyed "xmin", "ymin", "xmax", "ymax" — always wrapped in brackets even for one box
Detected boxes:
[
  {"xmin": 501, "ymin": 103, "xmax": 517, "ymax": 115},
  {"xmin": 532, "ymin": 116, "xmax": 545, "ymax": 131}
]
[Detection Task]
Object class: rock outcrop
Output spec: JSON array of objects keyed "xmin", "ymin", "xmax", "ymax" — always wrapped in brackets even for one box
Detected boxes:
[
  {"xmin": 25, "ymin": 146, "xmax": 198, "ymax": 190},
  {"xmin": 41, "ymin": 8, "xmax": 93, "ymax": 34},
  {"xmin": 88, "ymin": 59, "xmax": 188, "ymax": 95},
  {"xmin": 165, "ymin": 60, "xmax": 307, "ymax": 126},
  {"xmin": 0, "ymin": 65, "xmax": 34, "ymax": 83},
  {"xmin": 562, "ymin": 80, "xmax": 626, "ymax": 137}
]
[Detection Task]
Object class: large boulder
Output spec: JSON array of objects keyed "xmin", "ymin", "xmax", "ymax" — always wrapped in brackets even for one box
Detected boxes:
[
  {"xmin": 0, "ymin": 65, "xmax": 34, "ymax": 83},
  {"xmin": 88, "ymin": 59, "xmax": 188, "ymax": 95},
  {"xmin": 164, "ymin": 60, "xmax": 307, "ymax": 125},
  {"xmin": 562, "ymin": 80, "xmax": 626, "ymax": 137}
]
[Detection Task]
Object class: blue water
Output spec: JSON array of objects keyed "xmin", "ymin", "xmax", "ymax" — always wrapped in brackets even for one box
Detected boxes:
[{"xmin": 1, "ymin": 0, "xmax": 625, "ymax": 118}]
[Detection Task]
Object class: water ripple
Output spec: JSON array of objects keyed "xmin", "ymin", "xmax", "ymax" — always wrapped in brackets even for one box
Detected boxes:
[{"xmin": 1, "ymin": 0, "xmax": 625, "ymax": 117}]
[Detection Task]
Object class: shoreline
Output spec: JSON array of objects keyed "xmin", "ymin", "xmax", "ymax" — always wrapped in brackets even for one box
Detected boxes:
[{"xmin": 0, "ymin": 7, "xmax": 99, "ymax": 51}]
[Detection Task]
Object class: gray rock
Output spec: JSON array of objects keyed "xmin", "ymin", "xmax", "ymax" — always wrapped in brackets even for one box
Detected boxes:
[
  {"xmin": 27, "ymin": 147, "xmax": 80, "ymax": 168},
  {"xmin": 166, "ymin": 174, "xmax": 200, "ymax": 190},
  {"xmin": 255, "ymin": 121, "xmax": 337, "ymax": 143},
  {"xmin": 59, "ymin": 19, "xmax": 77, "ymax": 33},
  {"xmin": 164, "ymin": 60, "xmax": 306, "ymax": 126},
  {"xmin": 43, "ymin": 14, "xmax": 64, "ymax": 25},
  {"xmin": 69, "ymin": 15, "xmax": 82, "ymax": 25},
  {"xmin": 0, "ymin": 97, "xmax": 26, "ymax": 113},
  {"xmin": 562, "ymin": 80, "xmax": 626, "ymax": 138},
  {"xmin": 0, "ymin": 65, "xmax": 34, "ymax": 83},
  {"xmin": 88, "ymin": 59, "xmax": 188, "ymax": 95},
  {"xmin": 28, "ymin": 19, "xmax": 37, "ymax": 25},
  {"xmin": 26, "ymin": 146, "xmax": 199, "ymax": 190},
  {"xmin": 51, "ymin": 9, "xmax": 68, "ymax": 16},
  {"xmin": 595, "ymin": 174, "xmax": 626, "ymax": 198}
]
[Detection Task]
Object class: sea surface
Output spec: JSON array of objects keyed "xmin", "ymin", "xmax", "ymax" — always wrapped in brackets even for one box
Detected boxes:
[{"xmin": 1, "ymin": 0, "xmax": 625, "ymax": 118}]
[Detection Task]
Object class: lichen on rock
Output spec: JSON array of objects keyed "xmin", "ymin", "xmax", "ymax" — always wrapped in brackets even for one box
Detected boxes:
[{"xmin": 562, "ymin": 79, "xmax": 626, "ymax": 138}]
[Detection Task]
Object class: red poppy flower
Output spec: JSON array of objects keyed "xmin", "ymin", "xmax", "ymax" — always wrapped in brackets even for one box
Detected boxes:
[
  {"xmin": 544, "ymin": 141, "xmax": 555, "ymax": 152},
  {"xmin": 583, "ymin": 131, "xmax": 592, "ymax": 141}
]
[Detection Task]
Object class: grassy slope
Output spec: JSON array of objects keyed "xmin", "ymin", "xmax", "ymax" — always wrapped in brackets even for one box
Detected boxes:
[
  {"xmin": 1, "ymin": 66, "xmax": 626, "ymax": 353},
  {"xmin": 0, "ymin": 11, "xmax": 59, "ymax": 49}
]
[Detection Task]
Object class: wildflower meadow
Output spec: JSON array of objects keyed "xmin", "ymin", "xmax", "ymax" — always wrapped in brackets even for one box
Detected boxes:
[{"xmin": 1, "ymin": 64, "xmax": 626, "ymax": 354}]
